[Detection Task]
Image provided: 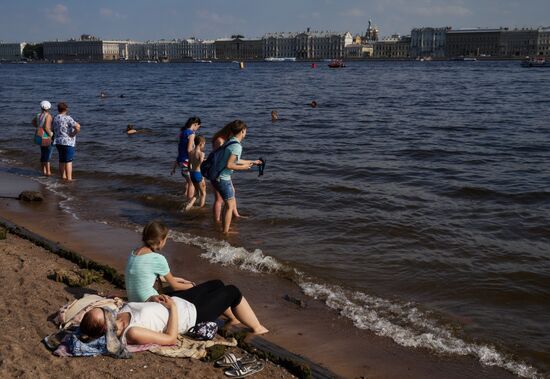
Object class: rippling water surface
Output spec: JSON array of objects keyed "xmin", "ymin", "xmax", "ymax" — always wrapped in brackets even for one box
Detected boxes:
[{"xmin": 0, "ymin": 61, "xmax": 549, "ymax": 376}]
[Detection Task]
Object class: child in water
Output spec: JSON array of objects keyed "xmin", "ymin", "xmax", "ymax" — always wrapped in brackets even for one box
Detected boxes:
[{"xmin": 185, "ymin": 135, "xmax": 207, "ymax": 210}]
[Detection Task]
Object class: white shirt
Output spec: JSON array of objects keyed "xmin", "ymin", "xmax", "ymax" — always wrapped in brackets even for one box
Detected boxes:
[{"xmin": 120, "ymin": 297, "xmax": 197, "ymax": 345}]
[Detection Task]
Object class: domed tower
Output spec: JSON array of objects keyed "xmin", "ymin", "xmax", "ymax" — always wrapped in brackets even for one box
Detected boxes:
[{"xmin": 364, "ymin": 20, "xmax": 379, "ymax": 42}]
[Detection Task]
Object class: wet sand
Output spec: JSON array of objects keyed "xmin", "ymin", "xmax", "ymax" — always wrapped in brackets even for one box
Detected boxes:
[{"xmin": 0, "ymin": 169, "xmax": 516, "ymax": 378}]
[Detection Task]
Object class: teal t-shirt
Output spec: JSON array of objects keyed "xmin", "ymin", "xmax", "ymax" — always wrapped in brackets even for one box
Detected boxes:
[
  {"xmin": 125, "ymin": 251, "xmax": 170, "ymax": 302},
  {"xmin": 219, "ymin": 137, "xmax": 242, "ymax": 180}
]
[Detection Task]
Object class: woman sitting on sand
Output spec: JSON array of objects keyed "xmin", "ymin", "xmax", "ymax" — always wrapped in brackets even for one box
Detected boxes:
[
  {"xmin": 83, "ymin": 220, "xmax": 268, "ymax": 344},
  {"xmin": 125, "ymin": 221, "xmax": 260, "ymax": 329}
]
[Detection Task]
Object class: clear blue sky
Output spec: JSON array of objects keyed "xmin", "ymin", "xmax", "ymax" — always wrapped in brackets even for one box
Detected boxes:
[{"xmin": 1, "ymin": 0, "xmax": 549, "ymax": 42}]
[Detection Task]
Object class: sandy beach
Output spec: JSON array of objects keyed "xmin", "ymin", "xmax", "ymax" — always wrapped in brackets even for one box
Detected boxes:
[
  {"xmin": 0, "ymin": 169, "xmax": 518, "ymax": 378},
  {"xmin": 0, "ymin": 229, "xmax": 302, "ymax": 379}
]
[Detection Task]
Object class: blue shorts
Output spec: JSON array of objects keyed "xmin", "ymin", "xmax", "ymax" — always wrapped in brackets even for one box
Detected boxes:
[
  {"xmin": 56, "ymin": 145, "xmax": 75, "ymax": 163},
  {"xmin": 211, "ymin": 178, "xmax": 234, "ymax": 201},
  {"xmin": 40, "ymin": 145, "xmax": 53, "ymax": 163},
  {"xmin": 190, "ymin": 171, "xmax": 203, "ymax": 183}
]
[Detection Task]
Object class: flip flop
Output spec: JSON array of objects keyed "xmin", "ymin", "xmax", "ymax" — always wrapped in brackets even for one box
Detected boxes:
[
  {"xmin": 224, "ymin": 360, "xmax": 265, "ymax": 378},
  {"xmin": 215, "ymin": 353, "xmax": 258, "ymax": 368}
]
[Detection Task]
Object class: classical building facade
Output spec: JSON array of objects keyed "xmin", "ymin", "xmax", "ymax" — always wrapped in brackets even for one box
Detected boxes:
[
  {"xmin": 500, "ymin": 29, "xmax": 538, "ymax": 57},
  {"xmin": 43, "ymin": 35, "xmax": 133, "ymax": 61},
  {"xmin": 262, "ymin": 30, "xmax": 352, "ymax": 59},
  {"xmin": 187, "ymin": 38, "xmax": 216, "ymax": 60},
  {"xmin": 215, "ymin": 37, "xmax": 263, "ymax": 60},
  {"xmin": 446, "ymin": 28, "xmax": 541, "ymax": 58},
  {"xmin": 373, "ymin": 35, "xmax": 411, "ymax": 58},
  {"xmin": 410, "ymin": 27, "xmax": 450, "ymax": 58},
  {"xmin": 0, "ymin": 42, "xmax": 26, "ymax": 61},
  {"xmin": 538, "ymin": 28, "xmax": 550, "ymax": 56},
  {"xmin": 263, "ymin": 32, "xmax": 297, "ymax": 58}
]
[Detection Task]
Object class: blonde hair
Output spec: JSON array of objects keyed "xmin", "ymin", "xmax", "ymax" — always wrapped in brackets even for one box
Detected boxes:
[{"xmin": 142, "ymin": 221, "xmax": 168, "ymax": 251}]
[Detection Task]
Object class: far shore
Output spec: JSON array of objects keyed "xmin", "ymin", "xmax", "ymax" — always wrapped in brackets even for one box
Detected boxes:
[
  {"xmin": 0, "ymin": 168, "xmax": 516, "ymax": 379},
  {"xmin": 1, "ymin": 56, "xmax": 528, "ymax": 65}
]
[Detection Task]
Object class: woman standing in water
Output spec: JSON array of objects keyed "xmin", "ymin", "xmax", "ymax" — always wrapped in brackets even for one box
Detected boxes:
[
  {"xmin": 211, "ymin": 120, "xmax": 261, "ymax": 234},
  {"xmin": 211, "ymin": 123, "xmax": 243, "ymax": 224},
  {"xmin": 52, "ymin": 102, "xmax": 80, "ymax": 181},
  {"xmin": 31, "ymin": 100, "xmax": 53, "ymax": 176},
  {"xmin": 171, "ymin": 117, "xmax": 201, "ymax": 205}
]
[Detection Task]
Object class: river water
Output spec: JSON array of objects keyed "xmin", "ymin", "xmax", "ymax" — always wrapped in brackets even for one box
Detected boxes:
[{"xmin": 0, "ymin": 61, "xmax": 549, "ymax": 377}]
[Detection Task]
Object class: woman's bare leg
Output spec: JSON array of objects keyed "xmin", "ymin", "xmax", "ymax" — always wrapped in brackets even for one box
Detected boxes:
[
  {"xmin": 223, "ymin": 198, "xmax": 236, "ymax": 234},
  {"xmin": 232, "ymin": 296, "xmax": 268, "ymax": 335},
  {"xmin": 213, "ymin": 188, "xmax": 223, "ymax": 224},
  {"xmin": 185, "ymin": 176, "xmax": 195, "ymax": 202},
  {"xmin": 65, "ymin": 162, "xmax": 73, "ymax": 181},
  {"xmin": 223, "ymin": 308, "xmax": 241, "ymax": 326},
  {"xmin": 232, "ymin": 183, "xmax": 241, "ymax": 217},
  {"xmin": 59, "ymin": 163, "xmax": 66, "ymax": 179}
]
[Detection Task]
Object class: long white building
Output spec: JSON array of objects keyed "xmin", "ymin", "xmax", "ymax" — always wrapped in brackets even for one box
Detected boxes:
[
  {"xmin": 263, "ymin": 30, "xmax": 353, "ymax": 59},
  {"xmin": 410, "ymin": 27, "xmax": 450, "ymax": 58},
  {"xmin": 0, "ymin": 42, "xmax": 26, "ymax": 61}
]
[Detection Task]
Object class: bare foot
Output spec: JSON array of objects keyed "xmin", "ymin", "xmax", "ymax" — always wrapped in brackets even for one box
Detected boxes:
[
  {"xmin": 234, "ymin": 214, "xmax": 249, "ymax": 219},
  {"xmin": 251, "ymin": 326, "xmax": 269, "ymax": 335},
  {"xmin": 222, "ymin": 230, "xmax": 239, "ymax": 236},
  {"xmin": 185, "ymin": 197, "xmax": 196, "ymax": 211}
]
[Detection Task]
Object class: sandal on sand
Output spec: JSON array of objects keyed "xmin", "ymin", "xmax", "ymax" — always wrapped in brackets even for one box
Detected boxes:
[
  {"xmin": 215, "ymin": 352, "xmax": 257, "ymax": 368},
  {"xmin": 224, "ymin": 360, "xmax": 265, "ymax": 378}
]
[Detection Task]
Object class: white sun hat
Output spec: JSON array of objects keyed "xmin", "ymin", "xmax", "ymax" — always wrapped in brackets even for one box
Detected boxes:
[{"xmin": 40, "ymin": 100, "xmax": 51, "ymax": 110}]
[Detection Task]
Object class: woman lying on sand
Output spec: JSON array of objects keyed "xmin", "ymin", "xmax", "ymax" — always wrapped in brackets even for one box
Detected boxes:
[{"xmin": 80, "ymin": 287, "xmax": 268, "ymax": 345}]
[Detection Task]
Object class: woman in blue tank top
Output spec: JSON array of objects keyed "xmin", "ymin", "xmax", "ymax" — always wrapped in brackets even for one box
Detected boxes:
[{"xmin": 171, "ymin": 117, "xmax": 201, "ymax": 206}]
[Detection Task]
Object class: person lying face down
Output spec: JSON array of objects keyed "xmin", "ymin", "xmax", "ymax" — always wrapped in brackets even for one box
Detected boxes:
[{"xmin": 80, "ymin": 284, "xmax": 268, "ymax": 345}]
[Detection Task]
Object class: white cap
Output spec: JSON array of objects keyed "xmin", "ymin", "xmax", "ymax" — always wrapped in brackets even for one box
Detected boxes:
[{"xmin": 40, "ymin": 100, "xmax": 51, "ymax": 110}]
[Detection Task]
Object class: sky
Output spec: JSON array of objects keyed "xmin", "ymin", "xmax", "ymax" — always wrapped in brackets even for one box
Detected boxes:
[{"xmin": 1, "ymin": 0, "xmax": 549, "ymax": 43}]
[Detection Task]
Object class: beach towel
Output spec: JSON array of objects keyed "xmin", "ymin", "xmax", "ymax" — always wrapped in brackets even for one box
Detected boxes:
[
  {"xmin": 55, "ymin": 294, "xmax": 124, "ymax": 329},
  {"xmin": 50, "ymin": 308, "xmax": 131, "ymax": 359},
  {"xmin": 149, "ymin": 334, "xmax": 237, "ymax": 359}
]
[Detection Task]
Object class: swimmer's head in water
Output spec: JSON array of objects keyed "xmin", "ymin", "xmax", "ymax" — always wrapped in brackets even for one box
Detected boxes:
[
  {"xmin": 310, "ymin": 101, "xmax": 317, "ymax": 108},
  {"xmin": 127, "ymin": 124, "xmax": 135, "ymax": 131},
  {"xmin": 271, "ymin": 110, "xmax": 279, "ymax": 121}
]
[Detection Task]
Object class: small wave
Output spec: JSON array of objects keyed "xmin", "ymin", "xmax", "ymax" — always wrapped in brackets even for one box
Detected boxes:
[
  {"xmin": 168, "ymin": 230, "xmax": 282, "ymax": 273},
  {"xmin": 445, "ymin": 186, "xmax": 550, "ymax": 204},
  {"xmin": 398, "ymin": 148, "xmax": 460, "ymax": 159},
  {"xmin": 326, "ymin": 184, "xmax": 364, "ymax": 195},
  {"xmin": 300, "ymin": 282, "xmax": 540, "ymax": 379},
  {"xmin": 32, "ymin": 177, "xmax": 79, "ymax": 220},
  {"xmin": 167, "ymin": 228, "xmax": 540, "ymax": 378}
]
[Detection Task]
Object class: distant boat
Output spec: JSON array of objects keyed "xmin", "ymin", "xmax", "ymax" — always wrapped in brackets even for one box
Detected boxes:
[
  {"xmin": 451, "ymin": 56, "xmax": 477, "ymax": 61},
  {"xmin": 521, "ymin": 57, "xmax": 550, "ymax": 68},
  {"xmin": 328, "ymin": 59, "xmax": 345, "ymax": 68},
  {"xmin": 264, "ymin": 57, "xmax": 297, "ymax": 62},
  {"xmin": 194, "ymin": 59, "xmax": 213, "ymax": 63}
]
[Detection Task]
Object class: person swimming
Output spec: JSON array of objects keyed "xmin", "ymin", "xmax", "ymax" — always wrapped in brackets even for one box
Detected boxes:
[
  {"xmin": 310, "ymin": 100, "xmax": 317, "ymax": 108},
  {"xmin": 271, "ymin": 110, "xmax": 279, "ymax": 122},
  {"xmin": 126, "ymin": 124, "xmax": 152, "ymax": 135}
]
